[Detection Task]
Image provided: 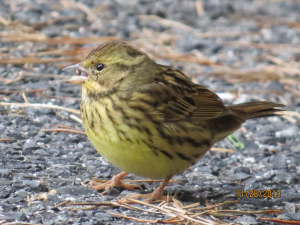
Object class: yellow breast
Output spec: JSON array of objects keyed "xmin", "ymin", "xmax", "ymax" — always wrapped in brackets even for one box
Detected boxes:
[{"xmin": 81, "ymin": 93, "xmax": 212, "ymax": 179}]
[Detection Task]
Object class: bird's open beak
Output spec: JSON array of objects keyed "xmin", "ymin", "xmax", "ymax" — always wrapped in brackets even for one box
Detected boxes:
[{"xmin": 63, "ymin": 62, "xmax": 88, "ymax": 84}]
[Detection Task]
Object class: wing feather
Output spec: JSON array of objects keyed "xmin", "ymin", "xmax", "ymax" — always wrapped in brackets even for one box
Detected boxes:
[{"xmin": 137, "ymin": 66, "xmax": 232, "ymax": 122}]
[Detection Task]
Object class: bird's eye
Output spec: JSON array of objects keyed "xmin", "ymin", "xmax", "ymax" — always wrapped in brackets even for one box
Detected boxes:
[{"xmin": 96, "ymin": 63, "xmax": 105, "ymax": 71}]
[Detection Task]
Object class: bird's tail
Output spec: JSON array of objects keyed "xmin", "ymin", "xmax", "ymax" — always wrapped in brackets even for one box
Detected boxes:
[{"xmin": 227, "ymin": 101, "xmax": 284, "ymax": 120}]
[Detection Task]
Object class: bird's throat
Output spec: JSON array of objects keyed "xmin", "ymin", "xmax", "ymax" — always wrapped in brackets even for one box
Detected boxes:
[{"xmin": 82, "ymin": 80, "xmax": 119, "ymax": 102}]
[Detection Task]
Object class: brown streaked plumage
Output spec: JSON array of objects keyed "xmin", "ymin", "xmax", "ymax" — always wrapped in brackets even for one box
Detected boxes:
[{"xmin": 64, "ymin": 41, "xmax": 284, "ymax": 201}]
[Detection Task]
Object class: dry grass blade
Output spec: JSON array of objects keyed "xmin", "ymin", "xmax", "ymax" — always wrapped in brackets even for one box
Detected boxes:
[
  {"xmin": 278, "ymin": 111, "xmax": 300, "ymax": 119},
  {"xmin": 0, "ymin": 16, "xmax": 10, "ymax": 25},
  {"xmin": 265, "ymin": 66, "xmax": 300, "ymax": 76},
  {"xmin": 122, "ymin": 179, "xmax": 181, "ymax": 184},
  {"xmin": 0, "ymin": 57, "xmax": 82, "ymax": 65},
  {"xmin": 187, "ymin": 200, "xmax": 239, "ymax": 212},
  {"xmin": 66, "ymin": 201, "xmax": 145, "ymax": 212},
  {"xmin": 1, "ymin": 223, "xmax": 43, "ymax": 225},
  {"xmin": 265, "ymin": 55, "xmax": 297, "ymax": 69},
  {"xmin": 108, "ymin": 212, "xmax": 167, "ymax": 224},
  {"xmin": 0, "ymin": 102, "xmax": 80, "ymax": 114},
  {"xmin": 195, "ymin": 0, "xmax": 205, "ymax": 16},
  {"xmin": 283, "ymin": 85, "xmax": 300, "ymax": 96},
  {"xmin": 0, "ymin": 89, "xmax": 48, "ymax": 94},
  {"xmin": 36, "ymin": 92, "xmax": 81, "ymax": 101},
  {"xmin": 116, "ymin": 202, "xmax": 162, "ymax": 214},
  {"xmin": 1, "ymin": 76, "xmax": 25, "ymax": 85},
  {"xmin": 28, "ymin": 15, "xmax": 85, "ymax": 30},
  {"xmin": 0, "ymin": 138, "xmax": 13, "ymax": 142},
  {"xmin": 0, "ymin": 35, "xmax": 119, "ymax": 45},
  {"xmin": 21, "ymin": 72, "xmax": 73, "ymax": 79},
  {"xmin": 280, "ymin": 79, "xmax": 300, "ymax": 86},
  {"xmin": 140, "ymin": 15, "xmax": 194, "ymax": 32},
  {"xmin": 124, "ymin": 198, "xmax": 219, "ymax": 225},
  {"xmin": 40, "ymin": 128, "xmax": 86, "ymax": 135},
  {"xmin": 211, "ymin": 209, "xmax": 283, "ymax": 215},
  {"xmin": 57, "ymin": 124, "xmax": 79, "ymax": 129},
  {"xmin": 154, "ymin": 52, "xmax": 218, "ymax": 66},
  {"xmin": 254, "ymin": 15, "xmax": 300, "ymax": 29},
  {"xmin": 195, "ymin": 31, "xmax": 258, "ymax": 39},
  {"xmin": 70, "ymin": 114, "xmax": 83, "ymax": 124},
  {"xmin": 258, "ymin": 218, "xmax": 300, "ymax": 224},
  {"xmin": 59, "ymin": 198, "xmax": 289, "ymax": 224},
  {"xmin": 26, "ymin": 47, "xmax": 93, "ymax": 57},
  {"xmin": 139, "ymin": 15, "xmax": 256, "ymax": 39},
  {"xmin": 75, "ymin": 2, "xmax": 102, "ymax": 25},
  {"xmin": 281, "ymin": 115, "xmax": 297, "ymax": 124},
  {"xmin": 210, "ymin": 147, "xmax": 235, "ymax": 153},
  {"xmin": 224, "ymin": 42, "xmax": 300, "ymax": 54},
  {"xmin": 210, "ymin": 65, "xmax": 286, "ymax": 82},
  {"xmin": 182, "ymin": 202, "xmax": 200, "ymax": 209},
  {"xmin": 53, "ymin": 200, "xmax": 71, "ymax": 209},
  {"xmin": 22, "ymin": 92, "xmax": 30, "ymax": 104}
]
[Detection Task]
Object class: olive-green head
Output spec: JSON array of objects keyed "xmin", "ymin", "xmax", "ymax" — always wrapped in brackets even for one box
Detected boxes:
[{"xmin": 64, "ymin": 41, "xmax": 156, "ymax": 95}]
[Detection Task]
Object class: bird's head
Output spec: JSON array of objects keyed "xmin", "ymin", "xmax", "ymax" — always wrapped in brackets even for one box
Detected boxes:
[{"xmin": 63, "ymin": 41, "xmax": 156, "ymax": 97}]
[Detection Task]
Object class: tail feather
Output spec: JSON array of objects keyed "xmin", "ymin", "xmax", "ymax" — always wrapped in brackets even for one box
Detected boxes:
[{"xmin": 227, "ymin": 101, "xmax": 284, "ymax": 120}]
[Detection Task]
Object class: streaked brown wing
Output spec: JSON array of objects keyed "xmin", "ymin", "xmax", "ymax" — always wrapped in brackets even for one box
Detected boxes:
[{"xmin": 138, "ymin": 66, "xmax": 232, "ymax": 122}]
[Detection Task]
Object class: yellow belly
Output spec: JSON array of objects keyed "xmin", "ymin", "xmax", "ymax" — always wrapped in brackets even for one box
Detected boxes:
[
  {"xmin": 86, "ymin": 128, "xmax": 192, "ymax": 179},
  {"xmin": 81, "ymin": 94, "xmax": 212, "ymax": 179}
]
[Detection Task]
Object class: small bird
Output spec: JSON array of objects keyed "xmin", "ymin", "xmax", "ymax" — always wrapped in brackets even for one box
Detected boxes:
[{"xmin": 64, "ymin": 41, "xmax": 283, "ymax": 201}]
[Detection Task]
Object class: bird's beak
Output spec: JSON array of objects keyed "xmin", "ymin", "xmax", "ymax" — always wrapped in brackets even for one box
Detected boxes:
[{"xmin": 63, "ymin": 62, "xmax": 88, "ymax": 84}]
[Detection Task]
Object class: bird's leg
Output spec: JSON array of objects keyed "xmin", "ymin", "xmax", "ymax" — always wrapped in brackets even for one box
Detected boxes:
[
  {"xmin": 124, "ymin": 175, "xmax": 172, "ymax": 202},
  {"xmin": 86, "ymin": 171, "xmax": 140, "ymax": 191}
]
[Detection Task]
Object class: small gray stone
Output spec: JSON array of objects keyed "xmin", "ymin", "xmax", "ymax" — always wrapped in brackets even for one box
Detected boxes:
[
  {"xmin": 234, "ymin": 215, "xmax": 257, "ymax": 225},
  {"xmin": 95, "ymin": 212, "xmax": 113, "ymax": 221},
  {"xmin": 0, "ymin": 212, "xmax": 27, "ymax": 222},
  {"xmin": 23, "ymin": 139, "xmax": 40, "ymax": 150},
  {"xmin": 0, "ymin": 169, "xmax": 13, "ymax": 179},
  {"xmin": 285, "ymin": 203, "xmax": 296, "ymax": 214}
]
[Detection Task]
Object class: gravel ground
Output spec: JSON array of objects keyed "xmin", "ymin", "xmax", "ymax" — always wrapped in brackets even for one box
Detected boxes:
[{"xmin": 1, "ymin": 0, "xmax": 300, "ymax": 224}]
